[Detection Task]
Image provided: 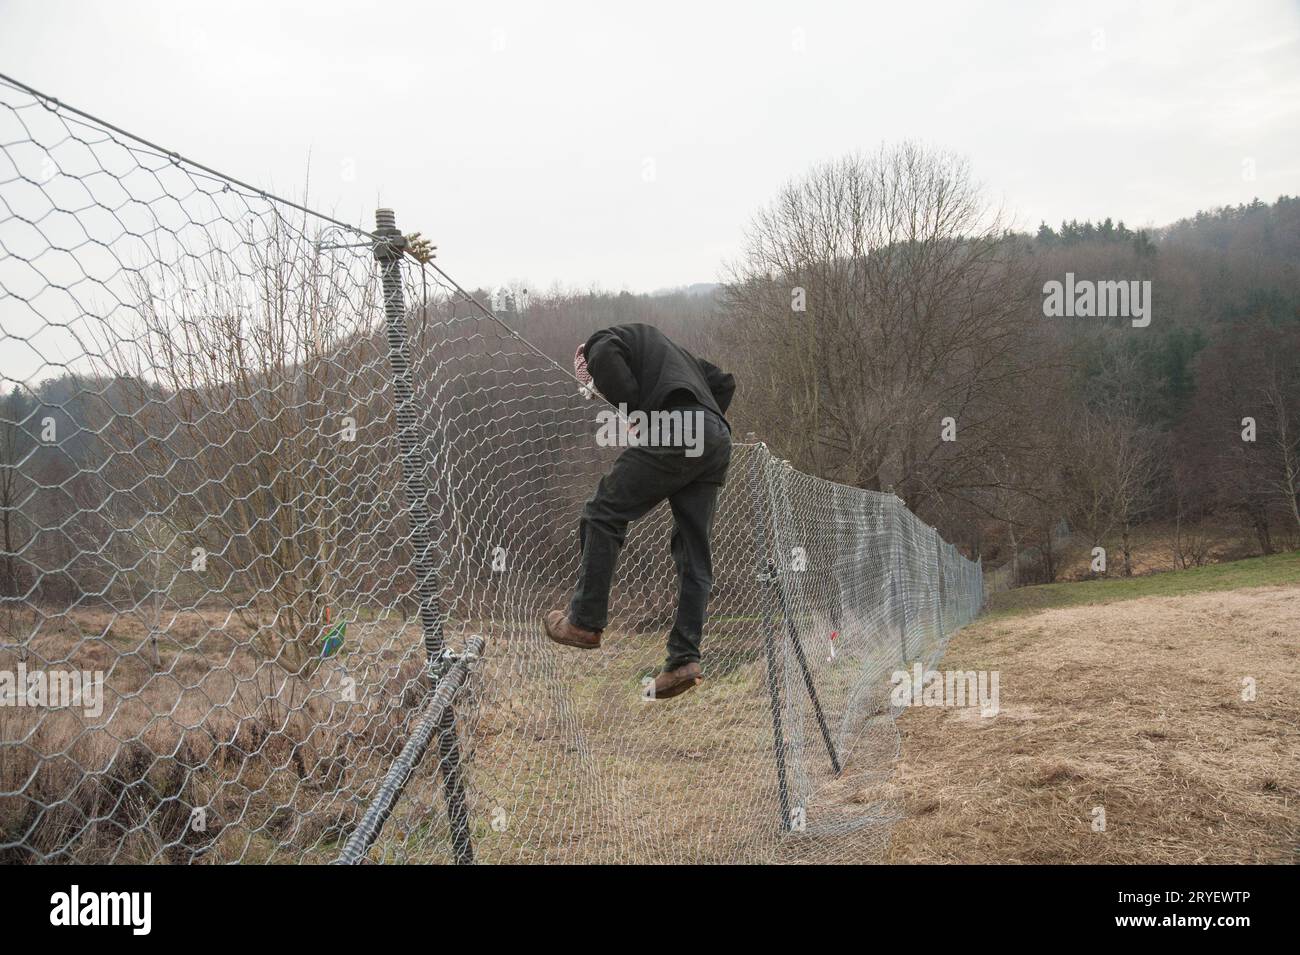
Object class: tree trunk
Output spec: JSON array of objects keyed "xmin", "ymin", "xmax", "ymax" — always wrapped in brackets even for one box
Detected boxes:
[
  {"xmin": 1254, "ymin": 510, "xmax": 1274, "ymax": 555},
  {"xmin": 1042, "ymin": 523, "xmax": 1057, "ymax": 582},
  {"xmin": 1, "ymin": 505, "xmax": 13, "ymax": 597}
]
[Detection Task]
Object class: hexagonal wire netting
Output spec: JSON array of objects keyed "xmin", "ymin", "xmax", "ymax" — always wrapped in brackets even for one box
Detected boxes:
[{"xmin": 0, "ymin": 75, "xmax": 982, "ymax": 864}]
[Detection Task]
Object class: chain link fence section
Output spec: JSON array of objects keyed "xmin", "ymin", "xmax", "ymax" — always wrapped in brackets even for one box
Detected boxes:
[
  {"xmin": 0, "ymin": 76, "xmax": 442, "ymax": 863},
  {"xmin": 0, "ymin": 75, "xmax": 982, "ymax": 864}
]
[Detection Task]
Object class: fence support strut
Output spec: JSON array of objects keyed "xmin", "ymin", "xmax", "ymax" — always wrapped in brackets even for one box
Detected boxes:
[
  {"xmin": 373, "ymin": 208, "xmax": 474, "ymax": 864},
  {"xmin": 763, "ymin": 460, "xmax": 841, "ymax": 776},
  {"xmin": 334, "ymin": 636, "xmax": 485, "ymax": 864},
  {"xmin": 744, "ymin": 443, "xmax": 844, "ymax": 835},
  {"xmin": 770, "ymin": 565, "xmax": 841, "ymax": 775}
]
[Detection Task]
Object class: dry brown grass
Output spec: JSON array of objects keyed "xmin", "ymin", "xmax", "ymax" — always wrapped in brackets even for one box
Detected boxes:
[
  {"xmin": 0, "ymin": 605, "xmax": 430, "ymax": 863},
  {"xmin": 455, "ymin": 634, "xmax": 776, "ymax": 864},
  {"xmin": 398, "ymin": 623, "xmax": 900, "ymax": 864},
  {"xmin": 888, "ymin": 584, "xmax": 1300, "ymax": 863},
  {"xmin": 17, "ymin": 573, "xmax": 1293, "ymax": 864},
  {"xmin": 4, "ymin": 601, "xmax": 905, "ymax": 865}
]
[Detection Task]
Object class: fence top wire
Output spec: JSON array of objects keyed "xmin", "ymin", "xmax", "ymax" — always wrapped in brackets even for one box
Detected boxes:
[
  {"xmin": 0, "ymin": 72, "xmax": 377, "ymax": 244},
  {"xmin": 0, "ymin": 70, "xmax": 584, "ymax": 400}
]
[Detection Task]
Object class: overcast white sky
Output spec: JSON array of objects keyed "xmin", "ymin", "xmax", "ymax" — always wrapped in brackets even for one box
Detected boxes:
[{"xmin": 1, "ymin": 0, "xmax": 1298, "ymax": 292}]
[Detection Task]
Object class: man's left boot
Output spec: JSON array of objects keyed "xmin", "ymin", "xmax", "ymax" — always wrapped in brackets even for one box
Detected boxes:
[{"xmin": 543, "ymin": 610, "xmax": 602, "ymax": 649}]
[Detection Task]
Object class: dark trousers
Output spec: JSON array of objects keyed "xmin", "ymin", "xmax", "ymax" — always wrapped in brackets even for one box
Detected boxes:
[{"xmin": 568, "ymin": 405, "xmax": 732, "ymax": 669}]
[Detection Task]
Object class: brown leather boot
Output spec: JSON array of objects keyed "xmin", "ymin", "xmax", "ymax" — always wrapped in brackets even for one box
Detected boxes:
[
  {"xmin": 543, "ymin": 610, "xmax": 601, "ymax": 649},
  {"xmin": 651, "ymin": 661, "xmax": 703, "ymax": 699}
]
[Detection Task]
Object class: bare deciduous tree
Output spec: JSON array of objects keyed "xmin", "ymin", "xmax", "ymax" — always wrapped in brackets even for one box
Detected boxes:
[{"xmin": 720, "ymin": 143, "xmax": 1056, "ymax": 533}]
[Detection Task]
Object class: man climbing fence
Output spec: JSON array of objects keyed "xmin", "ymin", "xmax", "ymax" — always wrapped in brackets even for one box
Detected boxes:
[{"xmin": 544, "ymin": 323, "xmax": 735, "ymax": 699}]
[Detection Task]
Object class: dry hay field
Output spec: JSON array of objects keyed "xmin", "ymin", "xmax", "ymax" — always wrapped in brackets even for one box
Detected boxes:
[
  {"xmin": 2, "ymin": 600, "xmax": 905, "ymax": 864},
  {"xmin": 7, "ymin": 552, "xmax": 1295, "ymax": 864},
  {"xmin": 0, "ymin": 604, "xmax": 433, "ymax": 863},
  {"xmin": 888, "ymin": 554, "xmax": 1300, "ymax": 864},
  {"xmin": 381, "ymin": 614, "xmax": 908, "ymax": 864}
]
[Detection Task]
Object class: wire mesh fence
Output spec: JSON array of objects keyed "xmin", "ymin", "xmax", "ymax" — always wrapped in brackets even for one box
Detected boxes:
[{"xmin": 0, "ymin": 75, "xmax": 982, "ymax": 864}]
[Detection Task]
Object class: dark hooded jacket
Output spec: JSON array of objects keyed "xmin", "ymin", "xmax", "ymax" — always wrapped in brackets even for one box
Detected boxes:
[{"xmin": 584, "ymin": 323, "xmax": 735, "ymax": 428}]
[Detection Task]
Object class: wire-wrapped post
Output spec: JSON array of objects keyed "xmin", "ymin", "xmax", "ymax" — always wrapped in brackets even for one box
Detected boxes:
[
  {"xmin": 935, "ymin": 528, "xmax": 946, "ymax": 642},
  {"xmin": 765, "ymin": 459, "xmax": 841, "ymax": 775},
  {"xmin": 743, "ymin": 442, "xmax": 793, "ymax": 831},
  {"xmin": 891, "ymin": 496, "xmax": 911, "ymax": 663},
  {"xmin": 373, "ymin": 208, "xmax": 474, "ymax": 864}
]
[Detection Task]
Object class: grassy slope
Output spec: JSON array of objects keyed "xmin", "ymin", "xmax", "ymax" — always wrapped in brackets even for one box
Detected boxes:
[
  {"xmin": 888, "ymin": 550, "xmax": 1300, "ymax": 863},
  {"xmin": 985, "ymin": 550, "xmax": 1300, "ymax": 618}
]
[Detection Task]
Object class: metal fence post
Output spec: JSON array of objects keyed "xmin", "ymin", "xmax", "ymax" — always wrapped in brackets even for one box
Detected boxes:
[
  {"xmin": 743, "ymin": 443, "xmax": 793, "ymax": 831},
  {"xmin": 935, "ymin": 528, "xmax": 945, "ymax": 641},
  {"xmin": 373, "ymin": 208, "xmax": 474, "ymax": 864},
  {"xmin": 764, "ymin": 460, "xmax": 841, "ymax": 776},
  {"xmin": 891, "ymin": 497, "xmax": 910, "ymax": 663}
]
